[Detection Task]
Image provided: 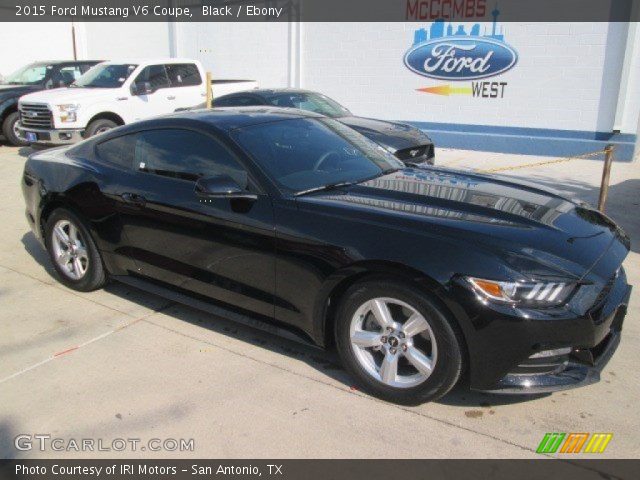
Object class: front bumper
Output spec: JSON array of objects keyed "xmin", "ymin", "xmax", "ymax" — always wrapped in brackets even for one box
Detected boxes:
[
  {"xmin": 450, "ymin": 267, "xmax": 631, "ymax": 394},
  {"xmin": 484, "ymin": 308, "xmax": 626, "ymax": 394},
  {"xmin": 17, "ymin": 124, "xmax": 83, "ymax": 145}
]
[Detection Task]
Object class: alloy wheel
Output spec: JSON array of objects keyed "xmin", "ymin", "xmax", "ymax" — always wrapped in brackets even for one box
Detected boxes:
[
  {"xmin": 349, "ymin": 297, "xmax": 437, "ymax": 388},
  {"xmin": 51, "ymin": 219, "xmax": 89, "ymax": 280}
]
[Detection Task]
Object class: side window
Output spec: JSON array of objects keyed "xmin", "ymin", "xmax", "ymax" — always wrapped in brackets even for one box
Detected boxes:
[
  {"xmin": 95, "ymin": 134, "xmax": 135, "ymax": 169},
  {"xmin": 166, "ymin": 64, "xmax": 202, "ymax": 87},
  {"xmin": 55, "ymin": 66, "xmax": 83, "ymax": 86},
  {"xmin": 134, "ymin": 129, "xmax": 248, "ymax": 188},
  {"xmin": 134, "ymin": 65, "xmax": 170, "ymax": 91},
  {"xmin": 80, "ymin": 64, "xmax": 96, "ymax": 74}
]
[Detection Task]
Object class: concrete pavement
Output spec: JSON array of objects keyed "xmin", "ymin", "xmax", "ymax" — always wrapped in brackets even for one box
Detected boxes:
[{"xmin": 0, "ymin": 144, "xmax": 638, "ymax": 459}]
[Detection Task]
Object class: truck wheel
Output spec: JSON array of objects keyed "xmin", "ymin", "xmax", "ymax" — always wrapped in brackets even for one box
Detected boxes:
[
  {"xmin": 2, "ymin": 112, "xmax": 29, "ymax": 146},
  {"xmin": 85, "ymin": 119, "xmax": 117, "ymax": 138}
]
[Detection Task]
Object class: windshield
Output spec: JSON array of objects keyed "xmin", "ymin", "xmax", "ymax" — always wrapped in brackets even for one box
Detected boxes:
[
  {"xmin": 265, "ymin": 92, "xmax": 351, "ymax": 118},
  {"xmin": 233, "ymin": 117, "xmax": 403, "ymax": 194},
  {"xmin": 73, "ymin": 64, "xmax": 137, "ymax": 88},
  {"xmin": 3, "ymin": 63, "xmax": 49, "ymax": 85}
]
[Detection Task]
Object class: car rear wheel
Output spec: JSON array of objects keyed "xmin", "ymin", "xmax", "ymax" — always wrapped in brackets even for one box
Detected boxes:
[
  {"xmin": 44, "ymin": 209, "xmax": 107, "ymax": 291},
  {"xmin": 85, "ymin": 119, "xmax": 117, "ymax": 138},
  {"xmin": 2, "ymin": 112, "xmax": 29, "ymax": 146},
  {"xmin": 335, "ymin": 279, "xmax": 463, "ymax": 404}
]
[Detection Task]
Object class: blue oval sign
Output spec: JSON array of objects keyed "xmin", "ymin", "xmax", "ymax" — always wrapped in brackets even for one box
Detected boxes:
[{"xmin": 404, "ymin": 38, "xmax": 518, "ymax": 81}]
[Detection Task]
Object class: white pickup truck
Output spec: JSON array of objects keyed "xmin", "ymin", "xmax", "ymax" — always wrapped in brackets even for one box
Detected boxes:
[{"xmin": 17, "ymin": 58, "xmax": 257, "ymax": 146}]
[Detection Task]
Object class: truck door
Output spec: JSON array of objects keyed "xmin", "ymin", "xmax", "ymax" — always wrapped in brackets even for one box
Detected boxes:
[
  {"xmin": 165, "ymin": 63, "xmax": 206, "ymax": 110},
  {"xmin": 129, "ymin": 64, "xmax": 173, "ymax": 120}
]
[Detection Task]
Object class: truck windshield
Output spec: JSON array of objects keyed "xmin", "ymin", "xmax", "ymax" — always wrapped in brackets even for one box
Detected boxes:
[
  {"xmin": 72, "ymin": 64, "xmax": 137, "ymax": 88},
  {"xmin": 2, "ymin": 63, "xmax": 49, "ymax": 85}
]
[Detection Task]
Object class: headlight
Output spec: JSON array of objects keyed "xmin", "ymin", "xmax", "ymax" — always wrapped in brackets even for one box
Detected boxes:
[
  {"xmin": 465, "ymin": 276, "xmax": 576, "ymax": 306},
  {"xmin": 56, "ymin": 104, "xmax": 78, "ymax": 123}
]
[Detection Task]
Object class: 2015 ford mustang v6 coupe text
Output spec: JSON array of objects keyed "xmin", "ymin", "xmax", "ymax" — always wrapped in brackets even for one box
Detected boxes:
[{"xmin": 22, "ymin": 107, "xmax": 631, "ymax": 404}]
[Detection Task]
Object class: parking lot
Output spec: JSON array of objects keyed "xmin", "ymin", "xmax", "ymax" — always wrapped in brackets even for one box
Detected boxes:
[{"xmin": 0, "ymin": 143, "xmax": 638, "ymax": 459}]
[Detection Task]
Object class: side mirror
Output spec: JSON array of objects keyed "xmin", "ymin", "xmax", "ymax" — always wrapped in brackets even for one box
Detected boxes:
[{"xmin": 195, "ymin": 175, "xmax": 257, "ymax": 201}]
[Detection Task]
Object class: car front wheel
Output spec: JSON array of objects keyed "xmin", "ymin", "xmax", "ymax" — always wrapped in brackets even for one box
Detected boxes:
[
  {"xmin": 335, "ymin": 279, "xmax": 463, "ymax": 404},
  {"xmin": 44, "ymin": 208, "xmax": 107, "ymax": 291}
]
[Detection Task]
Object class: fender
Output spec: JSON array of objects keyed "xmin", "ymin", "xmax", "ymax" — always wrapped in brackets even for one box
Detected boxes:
[{"xmin": 0, "ymin": 97, "xmax": 18, "ymax": 120}]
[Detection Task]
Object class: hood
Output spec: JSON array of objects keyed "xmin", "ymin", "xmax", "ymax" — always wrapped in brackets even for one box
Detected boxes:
[
  {"xmin": 19, "ymin": 87, "xmax": 119, "ymax": 105},
  {"xmin": 298, "ymin": 167, "xmax": 629, "ymax": 280},
  {"xmin": 338, "ymin": 116, "xmax": 432, "ymax": 152},
  {"xmin": 0, "ymin": 84, "xmax": 41, "ymax": 101}
]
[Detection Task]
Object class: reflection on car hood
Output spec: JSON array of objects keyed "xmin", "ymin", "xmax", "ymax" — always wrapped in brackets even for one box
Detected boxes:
[
  {"xmin": 338, "ymin": 116, "xmax": 431, "ymax": 151},
  {"xmin": 299, "ymin": 167, "xmax": 629, "ymax": 278}
]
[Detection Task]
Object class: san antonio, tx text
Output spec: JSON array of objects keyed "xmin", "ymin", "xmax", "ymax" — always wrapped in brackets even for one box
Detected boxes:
[
  {"xmin": 16, "ymin": 463, "xmax": 284, "ymax": 476},
  {"xmin": 18, "ymin": 4, "xmax": 284, "ymax": 19}
]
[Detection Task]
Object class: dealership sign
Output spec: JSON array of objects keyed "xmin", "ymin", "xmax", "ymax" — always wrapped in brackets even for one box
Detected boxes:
[
  {"xmin": 404, "ymin": 37, "xmax": 517, "ymax": 81},
  {"xmin": 405, "ymin": 9, "xmax": 518, "ymax": 98}
]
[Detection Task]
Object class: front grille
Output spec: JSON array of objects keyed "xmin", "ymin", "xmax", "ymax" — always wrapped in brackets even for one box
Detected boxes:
[
  {"xmin": 19, "ymin": 103, "xmax": 53, "ymax": 129},
  {"xmin": 395, "ymin": 144, "xmax": 434, "ymax": 161}
]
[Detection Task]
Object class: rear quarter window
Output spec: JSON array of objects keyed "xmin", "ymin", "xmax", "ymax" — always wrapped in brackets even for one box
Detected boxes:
[
  {"xmin": 95, "ymin": 135, "xmax": 135, "ymax": 169},
  {"xmin": 166, "ymin": 64, "xmax": 202, "ymax": 87}
]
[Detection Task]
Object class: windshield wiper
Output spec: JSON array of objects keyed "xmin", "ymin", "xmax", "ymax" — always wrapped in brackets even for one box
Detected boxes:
[{"xmin": 294, "ymin": 180, "xmax": 358, "ymax": 197}]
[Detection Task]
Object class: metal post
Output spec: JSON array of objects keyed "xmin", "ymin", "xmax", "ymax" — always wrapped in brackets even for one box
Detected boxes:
[
  {"xmin": 71, "ymin": 21, "xmax": 77, "ymax": 60},
  {"xmin": 597, "ymin": 145, "xmax": 615, "ymax": 212},
  {"xmin": 205, "ymin": 72, "xmax": 213, "ymax": 109}
]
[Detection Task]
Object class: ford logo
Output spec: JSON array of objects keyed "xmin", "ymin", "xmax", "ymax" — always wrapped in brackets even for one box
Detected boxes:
[{"xmin": 404, "ymin": 38, "xmax": 518, "ymax": 81}]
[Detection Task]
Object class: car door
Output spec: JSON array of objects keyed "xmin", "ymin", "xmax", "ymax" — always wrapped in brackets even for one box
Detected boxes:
[
  {"xmin": 114, "ymin": 127, "xmax": 276, "ymax": 319},
  {"xmin": 129, "ymin": 64, "xmax": 173, "ymax": 119},
  {"xmin": 165, "ymin": 63, "xmax": 205, "ymax": 110}
]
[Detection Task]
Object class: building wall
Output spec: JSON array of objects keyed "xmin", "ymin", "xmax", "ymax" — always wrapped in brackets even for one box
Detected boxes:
[
  {"xmin": 302, "ymin": 22, "xmax": 632, "ymax": 134},
  {"xmin": 2, "ymin": 20, "xmax": 637, "ymax": 159},
  {"xmin": 175, "ymin": 22, "xmax": 291, "ymax": 86},
  {"xmin": 0, "ymin": 23, "xmax": 74, "ymax": 77},
  {"xmin": 80, "ymin": 22, "xmax": 172, "ymax": 60}
]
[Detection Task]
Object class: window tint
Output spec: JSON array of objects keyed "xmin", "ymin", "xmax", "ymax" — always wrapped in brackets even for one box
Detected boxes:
[
  {"xmin": 166, "ymin": 64, "xmax": 202, "ymax": 87},
  {"xmin": 266, "ymin": 92, "xmax": 350, "ymax": 118},
  {"xmin": 75, "ymin": 64, "xmax": 137, "ymax": 88},
  {"xmin": 95, "ymin": 134, "xmax": 135, "ymax": 169},
  {"xmin": 134, "ymin": 65, "xmax": 170, "ymax": 91},
  {"xmin": 216, "ymin": 96, "xmax": 262, "ymax": 107},
  {"xmin": 233, "ymin": 118, "xmax": 402, "ymax": 193},
  {"xmin": 52, "ymin": 66, "xmax": 83, "ymax": 86},
  {"xmin": 134, "ymin": 129, "xmax": 247, "ymax": 187}
]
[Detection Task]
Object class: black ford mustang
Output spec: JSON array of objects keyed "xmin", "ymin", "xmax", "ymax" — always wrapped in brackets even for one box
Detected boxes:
[
  {"xmin": 214, "ymin": 89, "xmax": 436, "ymax": 166},
  {"xmin": 22, "ymin": 107, "xmax": 631, "ymax": 404}
]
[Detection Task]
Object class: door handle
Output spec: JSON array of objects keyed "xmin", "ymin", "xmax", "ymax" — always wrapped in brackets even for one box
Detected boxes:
[
  {"xmin": 121, "ymin": 192, "xmax": 146, "ymax": 206},
  {"xmin": 167, "ymin": 95, "xmax": 176, "ymax": 100}
]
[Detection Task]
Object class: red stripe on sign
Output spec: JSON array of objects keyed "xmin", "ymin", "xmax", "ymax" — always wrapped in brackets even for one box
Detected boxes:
[{"xmin": 54, "ymin": 347, "xmax": 79, "ymax": 357}]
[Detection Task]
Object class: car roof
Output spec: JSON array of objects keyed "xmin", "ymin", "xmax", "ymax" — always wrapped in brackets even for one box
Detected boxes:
[
  {"xmin": 220, "ymin": 88, "xmax": 315, "ymax": 98},
  {"xmin": 28, "ymin": 60, "xmax": 102, "ymax": 65},
  {"xmin": 98, "ymin": 58, "xmax": 199, "ymax": 66},
  {"xmin": 109, "ymin": 107, "xmax": 325, "ymax": 137}
]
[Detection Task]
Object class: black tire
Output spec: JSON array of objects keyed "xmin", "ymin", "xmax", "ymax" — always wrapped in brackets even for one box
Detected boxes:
[
  {"xmin": 335, "ymin": 278, "xmax": 463, "ymax": 405},
  {"xmin": 84, "ymin": 118, "xmax": 117, "ymax": 138},
  {"xmin": 2, "ymin": 111, "xmax": 29, "ymax": 146},
  {"xmin": 44, "ymin": 208, "xmax": 107, "ymax": 291}
]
